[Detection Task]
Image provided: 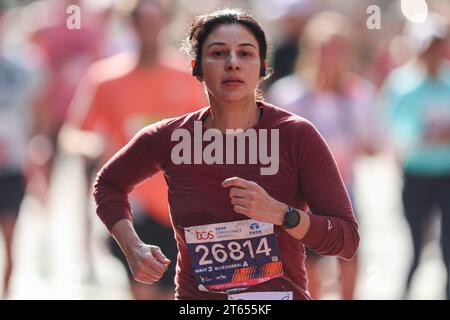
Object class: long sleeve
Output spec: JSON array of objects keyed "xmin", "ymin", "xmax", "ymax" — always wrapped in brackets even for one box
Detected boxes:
[
  {"xmin": 93, "ymin": 124, "xmax": 165, "ymax": 232},
  {"xmin": 297, "ymin": 121, "xmax": 360, "ymax": 260}
]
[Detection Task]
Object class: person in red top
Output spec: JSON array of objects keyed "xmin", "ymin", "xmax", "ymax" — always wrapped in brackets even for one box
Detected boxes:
[{"xmin": 93, "ymin": 8, "xmax": 359, "ymax": 300}]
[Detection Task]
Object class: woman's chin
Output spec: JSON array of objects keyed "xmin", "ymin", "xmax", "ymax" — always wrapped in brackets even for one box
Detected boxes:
[{"xmin": 220, "ymin": 93, "xmax": 251, "ymax": 103}]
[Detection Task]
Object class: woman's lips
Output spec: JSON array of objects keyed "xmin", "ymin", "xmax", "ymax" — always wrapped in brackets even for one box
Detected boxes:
[{"xmin": 223, "ymin": 78, "xmax": 244, "ymax": 88}]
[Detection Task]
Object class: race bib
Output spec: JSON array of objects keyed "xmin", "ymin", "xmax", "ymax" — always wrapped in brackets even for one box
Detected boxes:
[{"xmin": 184, "ymin": 219, "xmax": 284, "ymax": 294}]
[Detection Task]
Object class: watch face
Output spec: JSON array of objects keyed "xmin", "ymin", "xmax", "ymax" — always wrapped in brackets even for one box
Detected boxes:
[{"xmin": 285, "ymin": 209, "xmax": 300, "ymax": 228}]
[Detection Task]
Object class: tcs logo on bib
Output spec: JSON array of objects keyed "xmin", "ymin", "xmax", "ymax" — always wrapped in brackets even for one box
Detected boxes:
[{"xmin": 195, "ymin": 230, "xmax": 214, "ymax": 241}]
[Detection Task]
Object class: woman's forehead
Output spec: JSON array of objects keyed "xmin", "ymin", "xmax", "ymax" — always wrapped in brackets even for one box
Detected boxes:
[{"xmin": 204, "ymin": 24, "xmax": 258, "ymax": 47}]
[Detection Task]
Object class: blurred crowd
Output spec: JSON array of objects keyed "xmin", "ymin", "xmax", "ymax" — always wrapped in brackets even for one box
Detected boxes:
[{"xmin": 0, "ymin": 0, "xmax": 449, "ymax": 300}]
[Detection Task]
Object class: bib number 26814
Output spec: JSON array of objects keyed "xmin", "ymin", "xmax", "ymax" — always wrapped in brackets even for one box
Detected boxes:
[{"xmin": 184, "ymin": 219, "xmax": 283, "ymax": 293}]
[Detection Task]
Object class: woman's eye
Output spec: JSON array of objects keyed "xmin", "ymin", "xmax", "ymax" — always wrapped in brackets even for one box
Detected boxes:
[
  {"xmin": 240, "ymin": 51, "xmax": 250, "ymax": 57},
  {"xmin": 213, "ymin": 51, "xmax": 225, "ymax": 57}
]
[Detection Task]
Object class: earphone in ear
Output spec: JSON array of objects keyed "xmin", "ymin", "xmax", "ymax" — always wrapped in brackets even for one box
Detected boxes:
[
  {"xmin": 192, "ymin": 60, "xmax": 202, "ymax": 77},
  {"xmin": 260, "ymin": 64, "xmax": 267, "ymax": 77}
]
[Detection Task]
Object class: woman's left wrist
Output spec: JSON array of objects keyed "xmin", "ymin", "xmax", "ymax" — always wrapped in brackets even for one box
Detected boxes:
[{"xmin": 272, "ymin": 201, "xmax": 289, "ymax": 226}]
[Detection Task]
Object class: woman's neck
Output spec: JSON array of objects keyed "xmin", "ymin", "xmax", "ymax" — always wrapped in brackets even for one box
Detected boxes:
[{"xmin": 205, "ymin": 97, "xmax": 260, "ymax": 132}]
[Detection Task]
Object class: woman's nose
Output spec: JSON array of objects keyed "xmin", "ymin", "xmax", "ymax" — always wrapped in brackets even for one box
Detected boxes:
[{"xmin": 225, "ymin": 53, "xmax": 240, "ymax": 71}]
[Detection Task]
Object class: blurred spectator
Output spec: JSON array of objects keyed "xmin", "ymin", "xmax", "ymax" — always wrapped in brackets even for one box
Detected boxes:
[
  {"xmin": 268, "ymin": 11, "xmax": 379, "ymax": 299},
  {"xmin": 0, "ymin": 1, "xmax": 41, "ymax": 299},
  {"xmin": 263, "ymin": 0, "xmax": 315, "ymax": 89},
  {"xmin": 378, "ymin": 12, "xmax": 450, "ymax": 300},
  {"xmin": 28, "ymin": 0, "xmax": 109, "ymax": 206},
  {"xmin": 61, "ymin": 0, "xmax": 207, "ymax": 299}
]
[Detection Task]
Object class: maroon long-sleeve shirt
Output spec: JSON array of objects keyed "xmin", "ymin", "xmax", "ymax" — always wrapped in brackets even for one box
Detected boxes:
[{"xmin": 93, "ymin": 101, "xmax": 359, "ymax": 300}]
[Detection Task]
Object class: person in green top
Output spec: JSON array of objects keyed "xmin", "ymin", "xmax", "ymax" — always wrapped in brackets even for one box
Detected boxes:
[{"xmin": 378, "ymin": 12, "xmax": 450, "ymax": 299}]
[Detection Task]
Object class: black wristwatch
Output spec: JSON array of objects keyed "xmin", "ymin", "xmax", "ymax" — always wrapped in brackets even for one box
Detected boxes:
[{"xmin": 283, "ymin": 207, "xmax": 301, "ymax": 229}]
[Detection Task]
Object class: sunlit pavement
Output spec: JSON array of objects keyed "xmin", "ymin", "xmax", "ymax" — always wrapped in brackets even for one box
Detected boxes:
[{"xmin": 0, "ymin": 150, "xmax": 446, "ymax": 299}]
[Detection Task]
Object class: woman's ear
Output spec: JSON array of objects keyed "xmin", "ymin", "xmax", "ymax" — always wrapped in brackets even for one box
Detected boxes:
[
  {"xmin": 191, "ymin": 59, "xmax": 203, "ymax": 80},
  {"xmin": 260, "ymin": 60, "xmax": 269, "ymax": 78}
]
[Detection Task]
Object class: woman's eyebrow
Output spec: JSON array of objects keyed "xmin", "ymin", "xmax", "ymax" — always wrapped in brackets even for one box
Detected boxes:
[
  {"xmin": 207, "ymin": 42, "xmax": 226, "ymax": 48},
  {"xmin": 239, "ymin": 43, "xmax": 257, "ymax": 49},
  {"xmin": 207, "ymin": 42, "xmax": 257, "ymax": 48}
]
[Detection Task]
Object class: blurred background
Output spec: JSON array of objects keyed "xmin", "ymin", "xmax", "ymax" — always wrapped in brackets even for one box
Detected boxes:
[{"xmin": 0, "ymin": 0, "xmax": 449, "ymax": 299}]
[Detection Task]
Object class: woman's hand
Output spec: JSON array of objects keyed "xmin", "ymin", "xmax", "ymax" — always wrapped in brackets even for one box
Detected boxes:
[
  {"xmin": 111, "ymin": 219, "xmax": 171, "ymax": 285},
  {"xmin": 125, "ymin": 243, "xmax": 171, "ymax": 284},
  {"xmin": 222, "ymin": 176, "xmax": 288, "ymax": 225}
]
